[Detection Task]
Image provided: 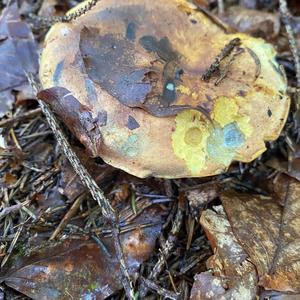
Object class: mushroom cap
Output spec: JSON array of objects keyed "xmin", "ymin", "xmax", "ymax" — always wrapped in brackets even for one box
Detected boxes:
[{"xmin": 40, "ymin": 0, "xmax": 290, "ymax": 178}]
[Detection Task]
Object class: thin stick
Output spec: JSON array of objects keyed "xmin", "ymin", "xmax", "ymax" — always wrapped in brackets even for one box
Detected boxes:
[
  {"xmin": 279, "ymin": 0, "xmax": 300, "ymax": 87},
  {"xmin": 0, "ymin": 108, "xmax": 41, "ymax": 128},
  {"xmin": 29, "ymin": 0, "xmax": 100, "ymax": 27},
  {"xmin": 139, "ymin": 196, "xmax": 184, "ymax": 297},
  {"xmin": 27, "ymin": 73, "xmax": 135, "ymax": 300},
  {"xmin": 140, "ymin": 277, "xmax": 178, "ymax": 300},
  {"xmin": 50, "ymin": 194, "xmax": 85, "ymax": 240},
  {"xmin": 202, "ymin": 38, "xmax": 241, "ymax": 81}
]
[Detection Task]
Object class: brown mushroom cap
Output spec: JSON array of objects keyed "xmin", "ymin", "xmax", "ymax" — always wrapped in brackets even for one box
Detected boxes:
[{"xmin": 40, "ymin": 0, "xmax": 290, "ymax": 178}]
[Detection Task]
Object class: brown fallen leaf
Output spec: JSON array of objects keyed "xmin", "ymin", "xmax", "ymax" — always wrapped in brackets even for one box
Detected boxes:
[
  {"xmin": 224, "ymin": 6, "xmax": 280, "ymax": 41},
  {"xmin": 38, "ymin": 87, "xmax": 102, "ymax": 157},
  {"xmin": 266, "ymin": 148, "xmax": 300, "ymax": 183},
  {"xmin": 0, "ymin": 3, "xmax": 38, "ymax": 117},
  {"xmin": 0, "ymin": 208, "xmax": 163, "ymax": 299},
  {"xmin": 185, "ymin": 181, "xmax": 222, "ymax": 216},
  {"xmin": 221, "ymin": 178, "xmax": 300, "ymax": 293},
  {"xmin": 59, "ymin": 146, "xmax": 116, "ymax": 202},
  {"xmin": 190, "ymin": 206, "xmax": 257, "ymax": 300}
]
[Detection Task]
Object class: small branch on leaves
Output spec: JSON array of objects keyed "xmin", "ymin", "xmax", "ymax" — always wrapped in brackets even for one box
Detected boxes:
[
  {"xmin": 279, "ymin": 0, "xmax": 300, "ymax": 88},
  {"xmin": 28, "ymin": 0, "xmax": 100, "ymax": 27},
  {"xmin": 201, "ymin": 38, "xmax": 241, "ymax": 81},
  {"xmin": 26, "ymin": 73, "xmax": 135, "ymax": 300}
]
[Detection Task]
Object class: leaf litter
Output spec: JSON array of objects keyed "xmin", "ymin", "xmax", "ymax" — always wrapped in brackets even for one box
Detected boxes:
[{"xmin": 1, "ymin": 0, "xmax": 300, "ymax": 299}]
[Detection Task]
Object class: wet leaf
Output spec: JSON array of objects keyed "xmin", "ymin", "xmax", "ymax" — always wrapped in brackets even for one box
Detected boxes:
[
  {"xmin": 221, "ymin": 178, "xmax": 300, "ymax": 293},
  {"xmin": 0, "ymin": 3, "xmax": 38, "ymax": 117},
  {"xmin": 38, "ymin": 87, "xmax": 102, "ymax": 157},
  {"xmin": 190, "ymin": 206, "xmax": 257, "ymax": 300},
  {"xmin": 59, "ymin": 147, "xmax": 116, "ymax": 202},
  {"xmin": 0, "ymin": 208, "xmax": 163, "ymax": 299}
]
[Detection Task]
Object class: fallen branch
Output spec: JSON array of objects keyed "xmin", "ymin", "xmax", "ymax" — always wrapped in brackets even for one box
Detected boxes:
[
  {"xmin": 26, "ymin": 73, "xmax": 135, "ymax": 300},
  {"xmin": 279, "ymin": 0, "xmax": 300, "ymax": 87}
]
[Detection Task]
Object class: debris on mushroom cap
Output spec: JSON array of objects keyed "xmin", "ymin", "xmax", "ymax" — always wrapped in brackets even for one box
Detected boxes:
[{"xmin": 39, "ymin": 0, "xmax": 290, "ymax": 178}]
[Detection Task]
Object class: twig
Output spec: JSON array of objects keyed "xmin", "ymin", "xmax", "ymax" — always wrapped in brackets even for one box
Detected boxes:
[
  {"xmin": 0, "ymin": 202, "xmax": 28, "ymax": 220},
  {"xmin": 29, "ymin": 0, "xmax": 100, "ymax": 27},
  {"xmin": 140, "ymin": 277, "xmax": 179, "ymax": 300},
  {"xmin": 26, "ymin": 73, "xmax": 135, "ymax": 300},
  {"xmin": 139, "ymin": 196, "xmax": 184, "ymax": 297},
  {"xmin": 202, "ymin": 38, "xmax": 241, "ymax": 81},
  {"xmin": 50, "ymin": 194, "xmax": 85, "ymax": 240},
  {"xmin": 150, "ymin": 197, "xmax": 184, "ymax": 279},
  {"xmin": 279, "ymin": 0, "xmax": 300, "ymax": 87},
  {"xmin": 1, "ymin": 224, "xmax": 23, "ymax": 267},
  {"xmin": 0, "ymin": 108, "xmax": 41, "ymax": 128},
  {"xmin": 215, "ymin": 48, "xmax": 244, "ymax": 85}
]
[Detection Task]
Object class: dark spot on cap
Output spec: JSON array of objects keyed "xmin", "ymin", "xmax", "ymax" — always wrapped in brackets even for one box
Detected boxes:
[
  {"xmin": 238, "ymin": 90, "xmax": 247, "ymax": 97},
  {"xmin": 95, "ymin": 110, "xmax": 107, "ymax": 126},
  {"xmin": 205, "ymin": 94, "xmax": 213, "ymax": 101},
  {"xmin": 80, "ymin": 28, "xmax": 151, "ymax": 107},
  {"xmin": 175, "ymin": 68, "xmax": 184, "ymax": 81},
  {"xmin": 139, "ymin": 35, "xmax": 178, "ymax": 62},
  {"xmin": 53, "ymin": 60, "xmax": 64, "ymax": 85},
  {"xmin": 267, "ymin": 108, "xmax": 272, "ymax": 117},
  {"xmin": 127, "ymin": 115, "xmax": 140, "ymax": 130},
  {"xmin": 162, "ymin": 80, "xmax": 176, "ymax": 104},
  {"xmin": 126, "ymin": 22, "xmax": 136, "ymax": 41},
  {"xmin": 190, "ymin": 19, "xmax": 197, "ymax": 24}
]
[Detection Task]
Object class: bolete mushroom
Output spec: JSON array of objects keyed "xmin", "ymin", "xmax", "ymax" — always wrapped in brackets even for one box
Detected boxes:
[{"xmin": 39, "ymin": 0, "xmax": 290, "ymax": 178}]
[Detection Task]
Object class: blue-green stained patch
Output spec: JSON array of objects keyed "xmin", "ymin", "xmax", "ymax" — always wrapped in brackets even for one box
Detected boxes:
[
  {"xmin": 85, "ymin": 79, "xmax": 97, "ymax": 105},
  {"xmin": 122, "ymin": 134, "xmax": 139, "ymax": 157},
  {"xmin": 207, "ymin": 122, "xmax": 244, "ymax": 165},
  {"xmin": 53, "ymin": 60, "xmax": 64, "ymax": 85},
  {"xmin": 223, "ymin": 123, "xmax": 244, "ymax": 148}
]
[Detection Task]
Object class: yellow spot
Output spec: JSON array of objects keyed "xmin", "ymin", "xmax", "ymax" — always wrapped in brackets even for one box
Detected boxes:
[
  {"xmin": 213, "ymin": 97, "xmax": 238, "ymax": 127},
  {"xmin": 176, "ymin": 85, "xmax": 191, "ymax": 95},
  {"xmin": 172, "ymin": 110, "xmax": 210, "ymax": 175},
  {"xmin": 184, "ymin": 127, "xmax": 202, "ymax": 146},
  {"xmin": 213, "ymin": 97, "xmax": 252, "ymax": 137},
  {"xmin": 176, "ymin": 85, "xmax": 198, "ymax": 100}
]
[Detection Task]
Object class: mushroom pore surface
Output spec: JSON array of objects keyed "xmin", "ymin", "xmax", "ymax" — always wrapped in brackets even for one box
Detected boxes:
[{"xmin": 40, "ymin": 0, "xmax": 290, "ymax": 178}]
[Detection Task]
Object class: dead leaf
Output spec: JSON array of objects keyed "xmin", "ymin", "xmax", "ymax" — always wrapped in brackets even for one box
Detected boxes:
[
  {"xmin": 221, "ymin": 178, "xmax": 300, "ymax": 293},
  {"xmin": 266, "ymin": 149, "xmax": 300, "ymax": 183},
  {"xmin": 0, "ymin": 208, "xmax": 163, "ymax": 299},
  {"xmin": 37, "ymin": 87, "xmax": 102, "ymax": 157},
  {"xmin": 59, "ymin": 146, "xmax": 116, "ymax": 202},
  {"xmin": 1, "ymin": 173, "xmax": 18, "ymax": 188},
  {"xmin": 190, "ymin": 206, "xmax": 257, "ymax": 300},
  {"xmin": 0, "ymin": 3, "xmax": 38, "ymax": 117},
  {"xmin": 185, "ymin": 182, "xmax": 222, "ymax": 216},
  {"xmin": 224, "ymin": 6, "xmax": 280, "ymax": 41}
]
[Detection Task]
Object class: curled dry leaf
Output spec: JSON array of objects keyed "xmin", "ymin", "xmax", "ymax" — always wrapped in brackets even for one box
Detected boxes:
[
  {"xmin": 0, "ymin": 208, "xmax": 163, "ymax": 299},
  {"xmin": 38, "ymin": 87, "xmax": 102, "ymax": 157},
  {"xmin": 40, "ymin": 0, "xmax": 289, "ymax": 178},
  {"xmin": 0, "ymin": 3, "xmax": 38, "ymax": 117},
  {"xmin": 190, "ymin": 206, "xmax": 257, "ymax": 300},
  {"xmin": 221, "ymin": 178, "xmax": 300, "ymax": 293},
  {"xmin": 225, "ymin": 6, "xmax": 280, "ymax": 41}
]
